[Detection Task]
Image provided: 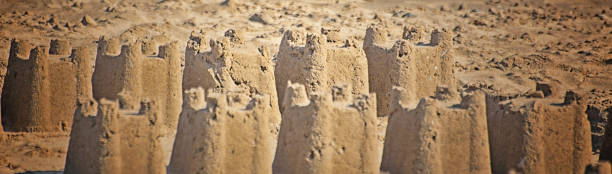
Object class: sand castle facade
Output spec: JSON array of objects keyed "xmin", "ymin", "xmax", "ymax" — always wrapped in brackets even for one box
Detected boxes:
[
  {"xmin": 168, "ymin": 88, "xmax": 276, "ymax": 174},
  {"xmin": 363, "ymin": 25, "xmax": 457, "ymax": 116},
  {"xmin": 273, "ymin": 82, "xmax": 380, "ymax": 174},
  {"xmin": 381, "ymin": 87, "xmax": 491, "ymax": 174},
  {"xmin": 274, "ymin": 30, "xmax": 369, "ymax": 110},
  {"xmin": 64, "ymin": 98, "xmax": 165, "ymax": 174},
  {"xmin": 1, "ymin": 39, "xmax": 93, "ymax": 132}
]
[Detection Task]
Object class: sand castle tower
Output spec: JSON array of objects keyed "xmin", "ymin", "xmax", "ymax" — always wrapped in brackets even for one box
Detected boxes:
[
  {"xmin": 381, "ymin": 86, "xmax": 491, "ymax": 174},
  {"xmin": 167, "ymin": 88, "xmax": 277, "ymax": 174},
  {"xmin": 273, "ymin": 82, "xmax": 380, "ymax": 174},
  {"xmin": 64, "ymin": 98, "xmax": 165, "ymax": 174},
  {"xmin": 1, "ymin": 39, "xmax": 93, "ymax": 132},
  {"xmin": 91, "ymin": 35, "xmax": 183, "ymax": 164},
  {"xmin": 363, "ymin": 25, "xmax": 457, "ymax": 116},
  {"xmin": 274, "ymin": 29, "xmax": 369, "ymax": 110},
  {"xmin": 487, "ymin": 90, "xmax": 592, "ymax": 174},
  {"xmin": 181, "ymin": 29, "xmax": 282, "ymax": 153}
]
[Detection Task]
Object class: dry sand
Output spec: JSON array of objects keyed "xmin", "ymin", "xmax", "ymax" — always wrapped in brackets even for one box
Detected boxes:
[{"xmin": 0, "ymin": 0, "xmax": 610, "ymax": 173}]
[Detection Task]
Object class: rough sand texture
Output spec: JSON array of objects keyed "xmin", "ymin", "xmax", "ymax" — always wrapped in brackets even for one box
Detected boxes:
[
  {"xmin": 274, "ymin": 82, "xmax": 379, "ymax": 174},
  {"xmin": 168, "ymin": 88, "xmax": 276, "ymax": 174},
  {"xmin": 381, "ymin": 87, "xmax": 490, "ymax": 174}
]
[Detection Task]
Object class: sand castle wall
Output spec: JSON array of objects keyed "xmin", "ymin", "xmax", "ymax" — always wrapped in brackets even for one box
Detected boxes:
[
  {"xmin": 381, "ymin": 86, "xmax": 491, "ymax": 174},
  {"xmin": 91, "ymin": 35, "xmax": 183, "ymax": 164},
  {"xmin": 273, "ymin": 82, "xmax": 379, "ymax": 174},
  {"xmin": 64, "ymin": 98, "xmax": 164, "ymax": 174},
  {"xmin": 486, "ymin": 91, "xmax": 592, "ymax": 174},
  {"xmin": 363, "ymin": 25, "xmax": 456, "ymax": 116},
  {"xmin": 168, "ymin": 88, "xmax": 276, "ymax": 174},
  {"xmin": 274, "ymin": 30, "xmax": 369, "ymax": 110},
  {"xmin": 1, "ymin": 39, "xmax": 93, "ymax": 132}
]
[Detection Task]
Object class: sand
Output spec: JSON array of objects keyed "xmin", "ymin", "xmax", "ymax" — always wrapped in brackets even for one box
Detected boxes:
[{"xmin": 0, "ymin": 0, "xmax": 610, "ymax": 173}]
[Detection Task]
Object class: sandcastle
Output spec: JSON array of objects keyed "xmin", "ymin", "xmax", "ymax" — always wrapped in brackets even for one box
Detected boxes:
[
  {"xmin": 64, "ymin": 98, "xmax": 165, "ymax": 174},
  {"xmin": 10, "ymin": 24, "xmax": 599, "ymax": 173},
  {"xmin": 1, "ymin": 39, "xmax": 93, "ymax": 132},
  {"xmin": 274, "ymin": 29, "xmax": 369, "ymax": 110},
  {"xmin": 168, "ymin": 88, "xmax": 276, "ymax": 174},
  {"xmin": 273, "ymin": 82, "xmax": 380, "ymax": 174},
  {"xmin": 363, "ymin": 25, "xmax": 456, "ymax": 116},
  {"xmin": 486, "ymin": 91, "xmax": 592, "ymax": 174},
  {"xmin": 91, "ymin": 35, "xmax": 183, "ymax": 164},
  {"xmin": 381, "ymin": 87, "xmax": 491, "ymax": 174}
]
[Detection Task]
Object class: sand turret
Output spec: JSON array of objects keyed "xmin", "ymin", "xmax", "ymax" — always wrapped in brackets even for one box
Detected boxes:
[
  {"xmin": 91, "ymin": 35, "xmax": 183, "ymax": 164},
  {"xmin": 273, "ymin": 82, "xmax": 379, "ymax": 174},
  {"xmin": 64, "ymin": 98, "xmax": 164, "ymax": 174},
  {"xmin": 182, "ymin": 29, "xmax": 282, "ymax": 160},
  {"xmin": 363, "ymin": 25, "xmax": 457, "ymax": 117},
  {"xmin": 168, "ymin": 88, "xmax": 276, "ymax": 174},
  {"xmin": 381, "ymin": 87, "xmax": 491, "ymax": 174},
  {"xmin": 1, "ymin": 39, "xmax": 93, "ymax": 132},
  {"xmin": 275, "ymin": 29, "xmax": 369, "ymax": 110},
  {"xmin": 487, "ymin": 91, "xmax": 592, "ymax": 173}
]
